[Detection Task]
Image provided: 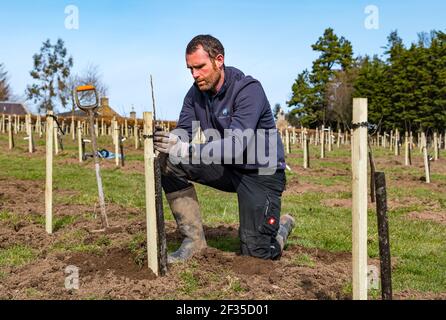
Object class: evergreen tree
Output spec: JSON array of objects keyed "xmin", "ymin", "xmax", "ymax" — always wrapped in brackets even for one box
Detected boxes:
[
  {"xmin": 288, "ymin": 28, "xmax": 353, "ymax": 128},
  {"xmin": 0, "ymin": 63, "xmax": 11, "ymax": 101},
  {"xmin": 26, "ymin": 39, "xmax": 73, "ymax": 113}
]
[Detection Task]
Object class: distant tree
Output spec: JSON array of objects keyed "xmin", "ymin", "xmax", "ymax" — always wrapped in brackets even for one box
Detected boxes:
[
  {"xmin": 26, "ymin": 39, "xmax": 73, "ymax": 113},
  {"xmin": 273, "ymin": 103, "xmax": 281, "ymax": 120},
  {"xmin": 327, "ymin": 63, "xmax": 360, "ymax": 130},
  {"xmin": 288, "ymin": 28, "xmax": 353, "ymax": 128},
  {"xmin": 76, "ymin": 64, "xmax": 108, "ymax": 98},
  {"xmin": 354, "ymin": 55, "xmax": 391, "ymax": 130},
  {"xmin": 0, "ymin": 63, "xmax": 11, "ymax": 101},
  {"xmin": 65, "ymin": 64, "xmax": 109, "ymax": 115}
]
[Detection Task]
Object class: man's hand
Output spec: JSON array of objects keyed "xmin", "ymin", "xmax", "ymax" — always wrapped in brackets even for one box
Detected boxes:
[{"xmin": 154, "ymin": 129, "xmax": 190, "ymax": 158}]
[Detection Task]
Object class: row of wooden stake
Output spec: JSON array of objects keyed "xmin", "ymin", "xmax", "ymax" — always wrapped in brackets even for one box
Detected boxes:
[{"xmin": 44, "ymin": 111, "xmax": 166, "ymax": 276}]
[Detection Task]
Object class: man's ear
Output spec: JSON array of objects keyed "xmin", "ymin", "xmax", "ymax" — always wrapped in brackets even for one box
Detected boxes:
[{"xmin": 214, "ymin": 54, "xmax": 225, "ymax": 69}]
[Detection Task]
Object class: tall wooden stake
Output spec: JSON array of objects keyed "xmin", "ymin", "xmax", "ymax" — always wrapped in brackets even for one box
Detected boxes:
[
  {"xmin": 434, "ymin": 132, "xmax": 439, "ymax": 161},
  {"xmin": 144, "ymin": 112, "xmax": 161, "ymax": 276},
  {"xmin": 78, "ymin": 121, "xmax": 83, "ymax": 163},
  {"xmin": 27, "ymin": 114, "xmax": 35, "ymax": 153},
  {"xmin": 45, "ymin": 112, "xmax": 54, "ymax": 234},
  {"xmin": 71, "ymin": 116, "xmax": 76, "ymax": 141},
  {"xmin": 422, "ymin": 132, "xmax": 430, "ymax": 184},
  {"xmin": 8, "ymin": 115, "xmax": 14, "ymax": 150},
  {"xmin": 394, "ymin": 129, "xmax": 400, "ymax": 156},
  {"xmin": 337, "ymin": 129, "xmax": 341, "ymax": 148},
  {"xmin": 115, "ymin": 123, "xmax": 120, "ymax": 167},
  {"xmin": 352, "ymin": 98, "xmax": 368, "ymax": 300},
  {"xmin": 320, "ymin": 126, "xmax": 325, "ymax": 159}
]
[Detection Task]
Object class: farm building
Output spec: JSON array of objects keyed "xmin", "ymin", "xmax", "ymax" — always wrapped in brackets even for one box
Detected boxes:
[{"xmin": 0, "ymin": 102, "xmax": 31, "ymax": 115}]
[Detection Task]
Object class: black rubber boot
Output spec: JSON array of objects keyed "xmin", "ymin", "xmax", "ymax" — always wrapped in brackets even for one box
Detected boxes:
[
  {"xmin": 276, "ymin": 214, "xmax": 296, "ymax": 252},
  {"xmin": 166, "ymin": 186, "xmax": 207, "ymax": 264}
]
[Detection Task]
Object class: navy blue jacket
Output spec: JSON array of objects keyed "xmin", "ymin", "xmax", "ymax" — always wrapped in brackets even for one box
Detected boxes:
[{"xmin": 177, "ymin": 66, "xmax": 285, "ymax": 170}]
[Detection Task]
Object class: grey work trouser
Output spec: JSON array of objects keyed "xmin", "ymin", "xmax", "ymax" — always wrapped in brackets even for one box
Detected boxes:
[{"xmin": 161, "ymin": 159, "xmax": 286, "ymax": 260}]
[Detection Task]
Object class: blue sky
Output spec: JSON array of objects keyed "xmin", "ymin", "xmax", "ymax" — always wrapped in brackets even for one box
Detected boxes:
[{"xmin": 0, "ymin": 0, "xmax": 445, "ymax": 120}]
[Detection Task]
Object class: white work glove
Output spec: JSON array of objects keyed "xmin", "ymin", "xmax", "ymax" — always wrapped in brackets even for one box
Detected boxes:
[{"xmin": 154, "ymin": 129, "xmax": 190, "ymax": 158}]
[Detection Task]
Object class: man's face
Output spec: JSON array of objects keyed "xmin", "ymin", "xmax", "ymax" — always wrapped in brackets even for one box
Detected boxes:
[{"xmin": 186, "ymin": 46, "xmax": 224, "ymax": 93}]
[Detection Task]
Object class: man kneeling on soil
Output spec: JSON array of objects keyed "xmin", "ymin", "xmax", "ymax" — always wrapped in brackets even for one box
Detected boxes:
[{"xmin": 154, "ymin": 35, "xmax": 295, "ymax": 263}]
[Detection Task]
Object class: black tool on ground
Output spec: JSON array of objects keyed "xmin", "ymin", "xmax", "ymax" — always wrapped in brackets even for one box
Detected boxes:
[{"xmin": 74, "ymin": 85, "xmax": 109, "ymax": 230}]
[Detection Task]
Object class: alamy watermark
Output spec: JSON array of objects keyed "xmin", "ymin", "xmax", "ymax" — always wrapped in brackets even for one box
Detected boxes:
[
  {"xmin": 367, "ymin": 265, "xmax": 380, "ymax": 290},
  {"xmin": 364, "ymin": 5, "xmax": 379, "ymax": 30},
  {"xmin": 65, "ymin": 265, "xmax": 79, "ymax": 290},
  {"xmin": 168, "ymin": 123, "xmax": 282, "ymax": 176},
  {"xmin": 65, "ymin": 5, "xmax": 79, "ymax": 30}
]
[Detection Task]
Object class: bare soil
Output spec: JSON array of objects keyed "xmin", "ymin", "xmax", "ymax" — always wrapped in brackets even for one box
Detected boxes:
[
  {"xmin": 0, "ymin": 176, "xmax": 444, "ymax": 300},
  {"xmin": 1, "ymin": 140, "xmax": 445, "ymax": 300}
]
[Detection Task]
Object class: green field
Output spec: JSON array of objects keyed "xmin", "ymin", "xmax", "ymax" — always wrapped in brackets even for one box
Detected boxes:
[{"xmin": 0, "ymin": 131, "xmax": 445, "ymax": 298}]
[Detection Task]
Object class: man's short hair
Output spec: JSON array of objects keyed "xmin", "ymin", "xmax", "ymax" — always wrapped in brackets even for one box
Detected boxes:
[{"xmin": 186, "ymin": 35, "xmax": 225, "ymax": 59}]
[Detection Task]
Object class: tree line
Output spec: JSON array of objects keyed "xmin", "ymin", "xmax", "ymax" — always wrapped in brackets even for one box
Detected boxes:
[{"xmin": 287, "ymin": 28, "xmax": 446, "ymax": 134}]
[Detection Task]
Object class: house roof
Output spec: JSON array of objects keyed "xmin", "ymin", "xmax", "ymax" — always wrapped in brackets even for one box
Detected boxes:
[
  {"xmin": 0, "ymin": 102, "xmax": 30, "ymax": 115},
  {"xmin": 57, "ymin": 109, "xmax": 88, "ymax": 117}
]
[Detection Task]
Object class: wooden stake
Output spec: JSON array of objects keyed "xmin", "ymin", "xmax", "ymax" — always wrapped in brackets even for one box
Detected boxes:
[
  {"xmin": 394, "ymin": 129, "xmax": 399, "ymax": 156},
  {"xmin": 115, "ymin": 124, "xmax": 120, "ymax": 167},
  {"xmin": 352, "ymin": 98, "xmax": 368, "ymax": 300},
  {"xmin": 320, "ymin": 126, "xmax": 325, "ymax": 159},
  {"xmin": 422, "ymin": 132, "xmax": 430, "ymax": 184},
  {"xmin": 134, "ymin": 122, "xmax": 139, "ymax": 150},
  {"xmin": 389, "ymin": 130, "xmax": 393, "ymax": 152},
  {"xmin": 1, "ymin": 114, "xmax": 4, "ymax": 133},
  {"xmin": 27, "ymin": 114, "xmax": 35, "ymax": 153},
  {"xmin": 14, "ymin": 115, "xmax": 18, "ymax": 134},
  {"xmin": 143, "ymin": 112, "xmax": 161, "ymax": 276},
  {"xmin": 8, "ymin": 115, "xmax": 14, "ymax": 150},
  {"xmin": 419, "ymin": 132, "xmax": 423, "ymax": 154},
  {"xmin": 37, "ymin": 115, "xmax": 42, "ymax": 138},
  {"xmin": 78, "ymin": 121, "xmax": 83, "ymax": 163},
  {"xmin": 337, "ymin": 129, "xmax": 341, "ymax": 148},
  {"xmin": 71, "ymin": 116, "xmax": 75, "ymax": 141},
  {"xmin": 285, "ymin": 129, "xmax": 291, "ymax": 154},
  {"xmin": 434, "ymin": 132, "xmax": 439, "ymax": 161},
  {"xmin": 405, "ymin": 132, "xmax": 411, "ymax": 166},
  {"xmin": 45, "ymin": 112, "xmax": 54, "ymax": 234},
  {"xmin": 444, "ymin": 131, "xmax": 446, "ymax": 151}
]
